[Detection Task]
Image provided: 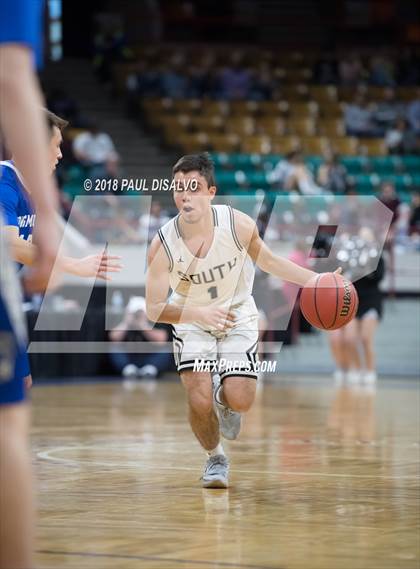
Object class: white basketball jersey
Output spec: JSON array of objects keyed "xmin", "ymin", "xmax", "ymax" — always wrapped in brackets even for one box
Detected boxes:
[{"xmin": 158, "ymin": 205, "xmax": 255, "ymax": 308}]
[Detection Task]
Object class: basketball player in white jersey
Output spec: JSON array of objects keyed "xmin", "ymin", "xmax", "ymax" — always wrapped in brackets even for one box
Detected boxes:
[{"xmin": 146, "ymin": 153, "xmax": 339, "ymax": 488}]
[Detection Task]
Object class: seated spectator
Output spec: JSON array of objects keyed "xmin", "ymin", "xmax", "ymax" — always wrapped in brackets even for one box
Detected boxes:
[
  {"xmin": 249, "ymin": 63, "xmax": 274, "ymax": 101},
  {"xmin": 369, "ymin": 54, "xmax": 395, "ymax": 87},
  {"xmin": 406, "ymin": 89, "xmax": 420, "ymax": 135},
  {"xmin": 109, "ymin": 296, "xmax": 173, "ymax": 380},
  {"xmin": 270, "ymin": 151, "xmax": 324, "ymax": 195},
  {"xmin": 409, "ymin": 192, "xmax": 420, "ymax": 237},
  {"xmin": 126, "ymin": 61, "xmax": 162, "ymax": 98},
  {"xmin": 385, "ymin": 119, "xmax": 418, "ymax": 155},
  {"xmin": 317, "ymin": 150, "xmax": 348, "ymax": 194},
  {"xmin": 218, "ymin": 53, "xmax": 252, "ymax": 100},
  {"xmin": 378, "ymin": 181, "xmax": 401, "ymax": 244},
  {"xmin": 73, "ymin": 122, "xmax": 119, "ymax": 179},
  {"xmin": 373, "ymin": 87, "xmax": 406, "ymax": 133},
  {"xmin": 160, "ymin": 62, "xmax": 188, "ymax": 99},
  {"xmin": 344, "ymin": 94, "xmax": 380, "ymax": 137},
  {"xmin": 187, "ymin": 64, "xmax": 213, "ymax": 99},
  {"xmin": 137, "ymin": 201, "xmax": 170, "ymax": 244},
  {"xmin": 313, "ymin": 53, "xmax": 338, "ymax": 84},
  {"xmin": 338, "ymin": 55, "xmax": 365, "ymax": 86}
]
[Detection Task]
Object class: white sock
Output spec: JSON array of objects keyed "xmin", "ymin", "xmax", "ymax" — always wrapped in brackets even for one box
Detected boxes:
[
  {"xmin": 207, "ymin": 443, "xmax": 225, "ymax": 458},
  {"xmin": 214, "ymin": 384, "xmax": 225, "ymax": 406}
]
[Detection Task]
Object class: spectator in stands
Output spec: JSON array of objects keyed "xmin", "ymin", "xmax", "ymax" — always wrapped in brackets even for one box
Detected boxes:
[
  {"xmin": 313, "ymin": 53, "xmax": 338, "ymax": 84},
  {"xmin": 126, "ymin": 61, "xmax": 162, "ymax": 98},
  {"xmin": 369, "ymin": 54, "xmax": 395, "ymax": 87},
  {"xmin": 73, "ymin": 122, "xmax": 119, "ymax": 179},
  {"xmin": 160, "ymin": 57, "xmax": 189, "ymax": 99},
  {"xmin": 344, "ymin": 93, "xmax": 380, "ymax": 137},
  {"xmin": 270, "ymin": 151, "xmax": 324, "ymax": 195},
  {"xmin": 338, "ymin": 55, "xmax": 365, "ymax": 86},
  {"xmin": 373, "ymin": 87, "xmax": 406, "ymax": 134},
  {"xmin": 109, "ymin": 296, "xmax": 172, "ymax": 381},
  {"xmin": 317, "ymin": 149, "xmax": 348, "ymax": 194},
  {"xmin": 187, "ymin": 64, "xmax": 213, "ymax": 99},
  {"xmin": 409, "ymin": 192, "xmax": 420, "ymax": 239},
  {"xmin": 385, "ymin": 118, "xmax": 418, "ymax": 155},
  {"xmin": 378, "ymin": 181, "xmax": 401, "ymax": 226},
  {"xmin": 406, "ymin": 89, "xmax": 420, "ymax": 135},
  {"xmin": 218, "ymin": 53, "xmax": 252, "ymax": 100},
  {"xmin": 378, "ymin": 181, "xmax": 401, "ymax": 247},
  {"xmin": 249, "ymin": 63, "xmax": 274, "ymax": 101},
  {"xmin": 137, "ymin": 200, "xmax": 170, "ymax": 244}
]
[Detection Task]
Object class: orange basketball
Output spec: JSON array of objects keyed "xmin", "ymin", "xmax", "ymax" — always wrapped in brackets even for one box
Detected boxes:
[{"xmin": 300, "ymin": 273, "xmax": 359, "ymax": 330}]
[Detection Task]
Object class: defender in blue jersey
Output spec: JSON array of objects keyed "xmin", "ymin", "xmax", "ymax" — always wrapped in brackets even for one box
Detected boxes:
[
  {"xmin": 0, "ymin": 109, "xmax": 66, "ymax": 394},
  {"xmin": 0, "ymin": 109, "xmax": 122, "ymax": 393},
  {"xmin": 0, "ymin": 1, "xmax": 59, "ymax": 566}
]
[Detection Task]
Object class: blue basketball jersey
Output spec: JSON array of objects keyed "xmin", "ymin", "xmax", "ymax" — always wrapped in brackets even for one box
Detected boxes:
[
  {"xmin": 0, "ymin": 0, "xmax": 44, "ymax": 66},
  {"xmin": 0, "ymin": 161, "xmax": 36, "ymax": 249}
]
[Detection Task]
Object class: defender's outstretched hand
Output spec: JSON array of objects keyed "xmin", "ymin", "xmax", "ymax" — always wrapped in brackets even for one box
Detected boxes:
[{"xmin": 69, "ymin": 253, "xmax": 123, "ymax": 281}]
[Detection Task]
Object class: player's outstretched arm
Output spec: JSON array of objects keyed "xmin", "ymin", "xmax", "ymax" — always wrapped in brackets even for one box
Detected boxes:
[
  {"xmin": 146, "ymin": 235, "xmax": 235, "ymax": 329},
  {"xmin": 233, "ymin": 209, "xmax": 318, "ymax": 286},
  {"xmin": 4, "ymin": 227, "xmax": 122, "ymax": 281}
]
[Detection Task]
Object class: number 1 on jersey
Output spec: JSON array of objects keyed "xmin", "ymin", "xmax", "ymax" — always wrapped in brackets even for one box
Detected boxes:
[{"xmin": 207, "ymin": 286, "xmax": 218, "ymax": 299}]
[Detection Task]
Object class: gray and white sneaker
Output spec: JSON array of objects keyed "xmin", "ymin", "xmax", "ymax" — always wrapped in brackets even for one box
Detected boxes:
[
  {"xmin": 202, "ymin": 454, "xmax": 229, "ymax": 489},
  {"xmin": 212, "ymin": 373, "xmax": 242, "ymax": 441}
]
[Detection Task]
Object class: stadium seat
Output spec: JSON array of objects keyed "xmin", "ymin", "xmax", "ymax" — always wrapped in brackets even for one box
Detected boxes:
[
  {"xmin": 225, "ymin": 117, "xmax": 256, "ymax": 136},
  {"xmin": 201, "ymin": 100, "xmax": 230, "ymax": 116},
  {"xmin": 208, "ymin": 133, "xmax": 241, "ymax": 153},
  {"xmin": 399, "ymin": 156, "xmax": 420, "ymax": 173},
  {"xmin": 190, "ymin": 116, "xmax": 224, "ymax": 133},
  {"xmin": 271, "ymin": 136, "xmax": 301, "ymax": 154},
  {"xmin": 307, "ymin": 85, "xmax": 338, "ymax": 103},
  {"xmin": 245, "ymin": 171, "xmax": 272, "ymax": 189},
  {"xmin": 230, "ymin": 101, "xmax": 260, "ymax": 115},
  {"xmin": 259, "ymin": 101, "xmax": 288, "ymax": 116},
  {"xmin": 301, "ymin": 136, "xmax": 329, "ymax": 155},
  {"xmin": 256, "ymin": 117, "xmax": 286, "ymax": 137},
  {"xmin": 341, "ymin": 156, "xmax": 368, "ymax": 174},
  {"xmin": 287, "ymin": 117, "xmax": 317, "ymax": 136},
  {"xmin": 318, "ymin": 118, "xmax": 345, "ymax": 137},
  {"xmin": 369, "ymin": 156, "xmax": 398, "ymax": 174},
  {"xmin": 211, "ymin": 153, "xmax": 231, "ymax": 169},
  {"xmin": 328, "ymin": 137, "xmax": 359, "ymax": 155},
  {"xmin": 229, "ymin": 153, "xmax": 263, "ymax": 170},
  {"xmin": 318, "ymin": 102, "xmax": 344, "ymax": 117},
  {"xmin": 280, "ymin": 84, "xmax": 309, "ymax": 101},
  {"xmin": 177, "ymin": 132, "xmax": 209, "ymax": 153},
  {"xmin": 242, "ymin": 135, "xmax": 272, "ymax": 154},
  {"xmin": 358, "ymin": 138, "xmax": 387, "ymax": 156},
  {"xmin": 287, "ymin": 101, "xmax": 319, "ymax": 117}
]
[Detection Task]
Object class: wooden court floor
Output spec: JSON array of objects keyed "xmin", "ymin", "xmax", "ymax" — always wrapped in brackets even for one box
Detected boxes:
[{"xmin": 31, "ymin": 376, "xmax": 419, "ymax": 569}]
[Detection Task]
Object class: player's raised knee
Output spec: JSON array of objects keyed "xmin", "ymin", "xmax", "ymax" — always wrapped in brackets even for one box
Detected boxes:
[{"xmin": 223, "ymin": 379, "xmax": 256, "ymax": 413}]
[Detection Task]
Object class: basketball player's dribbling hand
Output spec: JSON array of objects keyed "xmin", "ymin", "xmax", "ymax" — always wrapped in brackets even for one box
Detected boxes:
[{"xmin": 196, "ymin": 307, "xmax": 236, "ymax": 332}]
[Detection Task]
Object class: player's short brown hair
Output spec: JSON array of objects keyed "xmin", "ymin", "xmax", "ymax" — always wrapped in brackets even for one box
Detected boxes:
[
  {"xmin": 43, "ymin": 109, "xmax": 68, "ymax": 133},
  {"xmin": 172, "ymin": 152, "xmax": 216, "ymax": 188}
]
